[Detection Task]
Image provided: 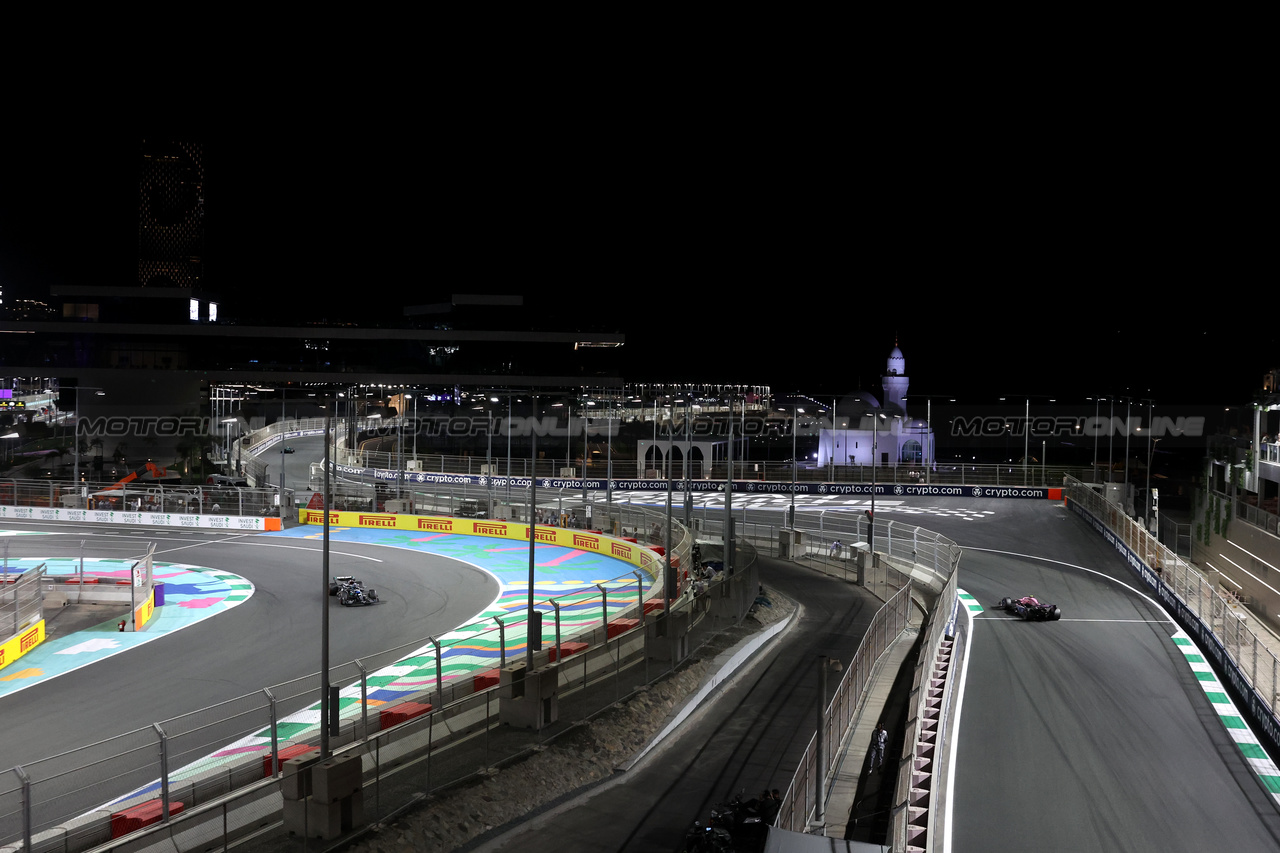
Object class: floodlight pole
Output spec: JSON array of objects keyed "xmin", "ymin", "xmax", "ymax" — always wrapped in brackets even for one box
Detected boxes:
[
  {"xmin": 321, "ymin": 401, "xmax": 331, "ymax": 758},
  {"xmin": 526, "ymin": 393, "xmax": 539, "ymax": 671}
]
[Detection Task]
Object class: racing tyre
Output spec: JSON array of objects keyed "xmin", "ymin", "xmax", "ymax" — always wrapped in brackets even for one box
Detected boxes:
[
  {"xmin": 998, "ymin": 598, "xmax": 1012, "ymax": 610},
  {"xmin": 1051, "ymin": 606, "xmax": 1062, "ymax": 621}
]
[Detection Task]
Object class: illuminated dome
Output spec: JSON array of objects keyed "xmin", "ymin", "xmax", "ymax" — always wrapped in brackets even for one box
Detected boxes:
[{"xmin": 834, "ymin": 390, "xmax": 882, "ymax": 418}]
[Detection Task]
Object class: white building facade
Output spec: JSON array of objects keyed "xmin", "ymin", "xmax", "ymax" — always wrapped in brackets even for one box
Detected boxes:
[{"xmin": 815, "ymin": 343, "xmax": 935, "ymax": 470}]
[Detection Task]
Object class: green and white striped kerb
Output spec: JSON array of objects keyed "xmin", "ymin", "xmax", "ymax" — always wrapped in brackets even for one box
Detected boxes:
[
  {"xmin": 957, "ymin": 590, "xmax": 983, "ymax": 614},
  {"xmin": 1172, "ymin": 629, "xmax": 1280, "ymax": 805}
]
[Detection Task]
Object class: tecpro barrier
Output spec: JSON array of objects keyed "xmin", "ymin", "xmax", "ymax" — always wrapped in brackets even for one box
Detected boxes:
[
  {"xmin": 327, "ymin": 466, "xmax": 1062, "ymax": 500},
  {"xmin": 297, "ymin": 510, "xmax": 667, "ymax": 576},
  {"xmin": 0, "ymin": 506, "xmax": 282, "ymax": 531}
]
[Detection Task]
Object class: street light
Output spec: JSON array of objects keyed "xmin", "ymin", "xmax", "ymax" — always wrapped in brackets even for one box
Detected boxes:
[
  {"xmin": 790, "ymin": 403, "xmax": 803, "ymax": 528},
  {"xmin": 1146, "ymin": 437, "xmax": 1162, "ymax": 530},
  {"xmin": 221, "ymin": 417, "xmax": 238, "ymax": 476},
  {"xmin": 864, "ymin": 412, "xmax": 888, "ymax": 565},
  {"xmin": 69, "ymin": 386, "xmax": 103, "ymax": 499}
]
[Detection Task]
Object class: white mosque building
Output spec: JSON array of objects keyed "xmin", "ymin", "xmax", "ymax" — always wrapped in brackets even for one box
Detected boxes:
[{"xmin": 815, "ymin": 342, "xmax": 935, "ymax": 470}]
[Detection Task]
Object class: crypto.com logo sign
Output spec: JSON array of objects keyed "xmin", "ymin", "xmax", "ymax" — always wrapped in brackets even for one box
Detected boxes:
[{"xmin": 949, "ymin": 414, "xmax": 1204, "ymax": 439}]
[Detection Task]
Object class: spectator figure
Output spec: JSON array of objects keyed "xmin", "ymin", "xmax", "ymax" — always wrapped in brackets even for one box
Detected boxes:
[
  {"xmin": 830, "ymin": 539, "xmax": 841, "ymax": 558},
  {"xmin": 869, "ymin": 722, "xmax": 887, "ymax": 774},
  {"xmin": 759, "ymin": 789, "xmax": 780, "ymax": 824}
]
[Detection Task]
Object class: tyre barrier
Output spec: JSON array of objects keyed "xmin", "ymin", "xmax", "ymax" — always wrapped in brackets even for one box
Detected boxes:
[{"xmin": 110, "ymin": 799, "xmax": 184, "ymax": 839}]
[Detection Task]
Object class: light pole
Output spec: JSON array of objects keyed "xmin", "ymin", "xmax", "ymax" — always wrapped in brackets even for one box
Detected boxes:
[
  {"xmin": 526, "ymin": 392, "xmax": 539, "ymax": 671},
  {"xmin": 70, "ymin": 386, "xmax": 103, "ymax": 498},
  {"xmin": 221, "ymin": 417, "xmax": 237, "ymax": 476},
  {"xmin": 1142, "ymin": 397, "xmax": 1155, "ymax": 520},
  {"xmin": 724, "ymin": 394, "xmax": 735, "ymax": 575},
  {"xmin": 410, "ymin": 392, "xmax": 417, "ymax": 464},
  {"xmin": 790, "ymin": 403, "xmax": 802, "ymax": 528},
  {"xmin": 1090, "ymin": 396, "xmax": 1105, "ymax": 483},
  {"xmin": 1124, "ymin": 396, "xmax": 1132, "ymax": 500},
  {"xmin": 866, "ymin": 412, "xmax": 886, "ymax": 561},
  {"xmin": 395, "ymin": 393, "xmax": 404, "ymax": 502},
  {"xmin": 606, "ymin": 391, "xmax": 615, "ymax": 509},
  {"xmin": 279, "ymin": 389, "xmax": 287, "ymax": 513},
  {"xmin": 320, "ymin": 395, "xmax": 333, "ymax": 758},
  {"xmin": 1108, "ymin": 397, "xmax": 1115, "ymax": 483},
  {"xmin": 1146, "ymin": 437, "xmax": 1161, "ymax": 529}
]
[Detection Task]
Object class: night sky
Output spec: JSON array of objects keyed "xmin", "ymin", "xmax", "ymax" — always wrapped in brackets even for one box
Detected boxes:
[{"xmin": 0, "ymin": 117, "xmax": 1269, "ymax": 408}]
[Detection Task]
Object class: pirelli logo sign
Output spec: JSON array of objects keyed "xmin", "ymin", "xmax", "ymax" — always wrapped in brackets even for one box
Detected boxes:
[
  {"xmin": 301, "ymin": 510, "xmax": 341, "ymax": 525},
  {"xmin": 0, "ymin": 622, "xmax": 45, "ymax": 671},
  {"xmin": 357, "ymin": 514, "xmax": 399, "ymax": 528},
  {"xmin": 416, "ymin": 518, "xmax": 454, "ymax": 532},
  {"xmin": 475, "ymin": 522, "xmax": 509, "ymax": 537},
  {"xmin": 526, "ymin": 527, "xmax": 557, "ymax": 543},
  {"xmin": 610, "ymin": 541, "xmax": 631, "ymax": 559},
  {"xmin": 573, "ymin": 534, "xmax": 600, "ymax": 552}
]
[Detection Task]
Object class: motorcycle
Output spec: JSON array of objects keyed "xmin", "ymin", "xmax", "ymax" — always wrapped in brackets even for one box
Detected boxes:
[
  {"xmin": 683, "ymin": 790, "xmax": 768, "ymax": 853},
  {"xmin": 711, "ymin": 791, "xmax": 766, "ymax": 851},
  {"xmin": 681, "ymin": 820, "xmax": 735, "ymax": 853}
]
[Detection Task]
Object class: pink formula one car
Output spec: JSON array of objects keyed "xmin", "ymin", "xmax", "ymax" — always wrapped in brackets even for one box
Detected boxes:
[{"xmin": 995, "ymin": 595, "xmax": 1062, "ymax": 621}]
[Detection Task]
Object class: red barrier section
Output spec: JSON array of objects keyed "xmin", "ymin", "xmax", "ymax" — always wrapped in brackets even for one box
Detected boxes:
[
  {"xmin": 1048, "ymin": 488, "xmax": 1063, "ymax": 500},
  {"xmin": 264, "ymin": 743, "xmax": 315, "ymax": 778},
  {"xmin": 548, "ymin": 641, "xmax": 588, "ymax": 662},
  {"xmin": 473, "ymin": 669, "xmax": 500, "ymax": 691},
  {"xmin": 110, "ymin": 800, "xmax": 184, "ymax": 838},
  {"xmin": 643, "ymin": 601, "xmax": 666, "ymax": 614},
  {"xmin": 379, "ymin": 701, "xmax": 432, "ymax": 730},
  {"xmin": 606, "ymin": 618, "xmax": 640, "ymax": 639}
]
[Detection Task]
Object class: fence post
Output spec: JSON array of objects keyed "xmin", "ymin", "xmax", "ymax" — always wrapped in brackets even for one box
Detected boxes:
[
  {"xmin": 552, "ymin": 600, "xmax": 562, "ymax": 662},
  {"xmin": 153, "ymin": 723, "xmax": 171, "ymax": 822},
  {"xmin": 15, "ymin": 766, "xmax": 31, "ymax": 853},
  {"xmin": 432, "ymin": 637, "xmax": 443, "ymax": 708},
  {"xmin": 357, "ymin": 661, "xmax": 369, "ymax": 734},
  {"xmin": 264, "ymin": 688, "xmax": 279, "ymax": 776},
  {"xmin": 597, "ymin": 584, "xmax": 609, "ymax": 638},
  {"xmin": 633, "ymin": 572, "xmax": 644, "ymax": 624}
]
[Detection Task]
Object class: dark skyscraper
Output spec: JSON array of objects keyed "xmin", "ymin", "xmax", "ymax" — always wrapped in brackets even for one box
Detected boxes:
[{"xmin": 137, "ymin": 139, "xmax": 204, "ymax": 289}]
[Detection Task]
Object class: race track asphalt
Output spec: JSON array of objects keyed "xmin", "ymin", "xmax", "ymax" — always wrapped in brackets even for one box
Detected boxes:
[
  {"xmin": 6, "ymin": 495, "xmax": 1280, "ymax": 853},
  {"xmin": 0, "ymin": 524, "xmax": 500, "ymax": 773},
  {"xmin": 935, "ymin": 500, "xmax": 1280, "ymax": 853}
]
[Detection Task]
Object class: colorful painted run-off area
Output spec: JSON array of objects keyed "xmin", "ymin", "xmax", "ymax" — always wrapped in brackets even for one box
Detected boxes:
[
  {"xmin": 202, "ymin": 524, "xmax": 653, "ymax": 767},
  {"xmin": 1, "ymin": 523, "xmax": 656, "ymax": 814},
  {"xmin": 0, "ymin": 556, "xmax": 253, "ymax": 696}
]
